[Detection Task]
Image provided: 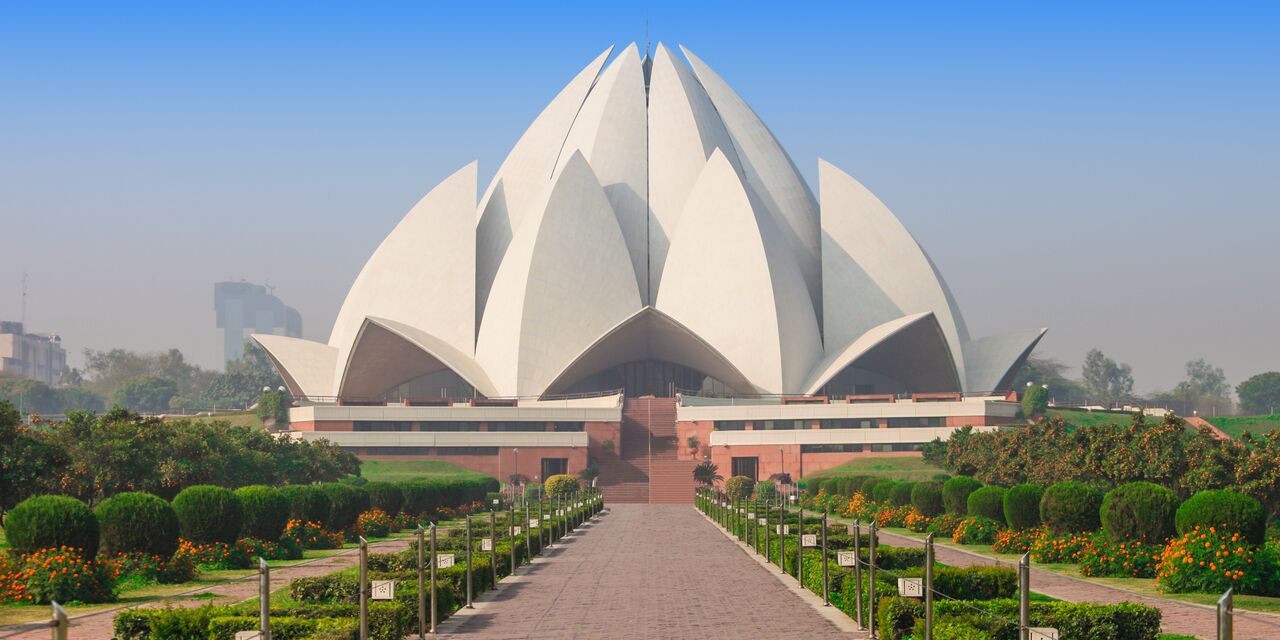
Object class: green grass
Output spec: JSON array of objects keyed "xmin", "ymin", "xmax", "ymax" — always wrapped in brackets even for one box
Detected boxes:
[
  {"xmin": 1208, "ymin": 414, "xmax": 1280, "ymax": 439},
  {"xmin": 802, "ymin": 456, "xmax": 945, "ymax": 482},
  {"xmin": 163, "ymin": 410, "xmax": 264, "ymax": 429},
  {"xmin": 360, "ymin": 459, "xmax": 494, "ymax": 483},
  {"xmin": 1046, "ymin": 408, "xmax": 1143, "ymax": 429}
]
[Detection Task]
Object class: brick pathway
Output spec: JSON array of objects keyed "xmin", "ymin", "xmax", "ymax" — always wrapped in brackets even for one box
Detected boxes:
[
  {"xmin": 0, "ymin": 537, "xmax": 412, "ymax": 640},
  {"xmin": 876, "ymin": 530, "xmax": 1280, "ymax": 640},
  {"xmin": 438, "ymin": 505, "xmax": 855, "ymax": 639}
]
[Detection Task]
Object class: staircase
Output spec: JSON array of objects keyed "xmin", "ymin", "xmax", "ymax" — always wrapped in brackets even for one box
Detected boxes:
[{"xmin": 597, "ymin": 397, "xmax": 696, "ymax": 504}]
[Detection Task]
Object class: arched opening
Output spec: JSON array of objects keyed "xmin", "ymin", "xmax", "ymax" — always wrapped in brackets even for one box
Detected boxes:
[{"xmin": 560, "ymin": 359, "xmax": 737, "ymax": 397}]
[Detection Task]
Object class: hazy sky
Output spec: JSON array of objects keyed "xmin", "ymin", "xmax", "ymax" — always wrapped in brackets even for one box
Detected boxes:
[{"xmin": 1, "ymin": 2, "xmax": 1277, "ymax": 394}]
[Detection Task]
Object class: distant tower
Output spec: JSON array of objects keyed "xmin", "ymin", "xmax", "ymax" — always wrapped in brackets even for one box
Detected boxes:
[{"xmin": 214, "ymin": 281, "xmax": 302, "ymax": 367}]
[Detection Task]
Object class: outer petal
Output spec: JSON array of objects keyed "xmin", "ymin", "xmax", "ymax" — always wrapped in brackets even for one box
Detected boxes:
[
  {"xmin": 336, "ymin": 317, "xmax": 498, "ymax": 400},
  {"xmin": 819, "ymin": 159, "xmax": 969, "ymax": 381},
  {"xmin": 656, "ymin": 149, "xmax": 822, "ymax": 394},
  {"xmin": 475, "ymin": 46, "xmax": 614, "ymax": 326},
  {"xmin": 680, "ymin": 46, "xmax": 822, "ymax": 317},
  {"xmin": 962, "ymin": 328, "xmax": 1048, "ymax": 393},
  {"xmin": 475, "ymin": 151, "xmax": 643, "ymax": 396},
  {"xmin": 646, "ymin": 43, "xmax": 738, "ymax": 302},
  {"xmin": 251, "ymin": 334, "xmax": 337, "ymax": 399},
  {"xmin": 541, "ymin": 307, "xmax": 758, "ymax": 397},
  {"xmin": 552, "ymin": 43, "xmax": 648, "ymax": 297},
  {"xmin": 803, "ymin": 312, "xmax": 961, "ymax": 395},
  {"xmin": 329, "ymin": 161, "xmax": 477, "ymax": 382}
]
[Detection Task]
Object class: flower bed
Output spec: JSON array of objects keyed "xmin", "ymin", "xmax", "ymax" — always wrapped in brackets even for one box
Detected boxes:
[
  {"xmin": 1156, "ymin": 526, "xmax": 1280, "ymax": 595},
  {"xmin": 1029, "ymin": 531, "xmax": 1091, "ymax": 564},
  {"xmin": 992, "ymin": 527, "xmax": 1040, "ymax": 554},
  {"xmin": 0, "ymin": 547, "xmax": 116, "ymax": 604},
  {"xmin": 1078, "ymin": 535, "xmax": 1162, "ymax": 578},
  {"xmin": 952, "ymin": 516, "xmax": 1001, "ymax": 545}
]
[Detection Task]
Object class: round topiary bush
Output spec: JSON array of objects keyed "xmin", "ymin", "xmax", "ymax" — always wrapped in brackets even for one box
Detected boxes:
[
  {"xmin": 1175, "ymin": 490, "xmax": 1266, "ymax": 544},
  {"xmin": 1040, "ymin": 481, "xmax": 1103, "ymax": 535},
  {"xmin": 363, "ymin": 481, "xmax": 404, "ymax": 516},
  {"xmin": 95, "ymin": 491, "xmax": 179, "ymax": 557},
  {"xmin": 544, "ymin": 474, "xmax": 580, "ymax": 497},
  {"xmin": 966, "ymin": 486, "xmax": 1007, "ymax": 523},
  {"xmin": 318, "ymin": 483, "xmax": 370, "ymax": 531},
  {"xmin": 724, "ymin": 475, "xmax": 755, "ymax": 501},
  {"xmin": 911, "ymin": 481, "xmax": 945, "ymax": 517},
  {"xmin": 172, "ymin": 485, "xmax": 243, "ymax": 544},
  {"xmin": 891, "ymin": 481, "xmax": 916, "ymax": 507},
  {"xmin": 1003, "ymin": 484, "xmax": 1045, "ymax": 530},
  {"xmin": 822, "ymin": 477, "xmax": 842, "ymax": 497},
  {"xmin": 4, "ymin": 495, "xmax": 100, "ymax": 558},
  {"xmin": 871, "ymin": 480, "xmax": 899, "ymax": 503},
  {"xmin": 1101, "ymin": 482, "xmax": 1180, "ymax": 545},
  {"xmin": 234, "ymin": 485, "xmax": 289, "ymax": 542},
  {"xmin": 943, "ymin": 477, "xmax": 983, "ymax": 516},
  {"xmin": 279, "ymin": 484, "xmax": 331, "ymax": 524},
  {"xmin": 860, "ymin": 476, "xmax": 883, "ymax": 497}
]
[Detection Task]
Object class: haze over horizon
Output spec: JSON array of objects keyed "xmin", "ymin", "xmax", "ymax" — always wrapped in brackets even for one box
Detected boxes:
[{"xmin": 1, "ymin": 2, "xmax": 1276, "ymax": 395}]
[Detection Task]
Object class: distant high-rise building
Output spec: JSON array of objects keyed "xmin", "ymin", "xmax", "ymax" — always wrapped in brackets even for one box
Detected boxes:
[
  {"xmin": 214, "ymin": 281, "xmax": 301, "ymax": 367},
  {"xmin": 0, "ymin": 321, "xmax": 67, "ymax": 386}
]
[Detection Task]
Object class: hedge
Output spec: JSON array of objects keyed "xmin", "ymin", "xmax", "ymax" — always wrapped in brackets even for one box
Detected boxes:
[
  {"xmin": 1101, "ymin": 482, "xmax": 1179, "ymax": 545},
  {"xmin": 279, "ymin": 484, "xmax": 332, "ymax": 525},
  {"xmin": 544, "ymin": 474, "xmax": 579, "ymax": 497},
  {"xmin": 95, "ymin": 491, "xmax": 179, "ymax": 557},
  {"xmin": 363, "ymin": 481, "xmax": 405, "ymax": 517},
  {"xmin": 114, "ymin": 602, "xmax": 411, "ymax": 640},
  {"xmin": 876, "ymin": 597, "xmax": 1161, "ymax": 640},
  {"xmin": 317, "ymin": 483, "xmax": 370, "ymax": 531},
  {"xmin": 966, "ymin": 486, "xmax": 1006, "ymax": 522},
  {"xmin": 890, "ymin": 481, "xmax": 916, "ymax": 507},
  {"xmin": 399, "ymin": 476, "xmax": 496, "ymax": 516},
  {"xmin": 871, "ymin": 480, "xmax": 899, "ymax": 503},
  {"xmin": 3, "ymin": 495, "xmax": 101, "ymax": 558},
  {"xmin": 860, "ymin": 476, "xmax": 883, "ymax": 497},
  {"xmin": 943, "ymin": 477, "xmax": 983, "ymax": 516},
  {"xmin": 234, "ymin": 485, "xmax": 289, "ymax": 542},
  {"xmin": 1002, "ymin": 484, "xmax": 1043, "ymax": 530},
  {"xmin": 911, "ymin": 481, "xmax": 945, "ymax": 517},
  {"xmin": 173, "ymin": 485, "xmax": 243, "ymax": 544},
  {"xmin": 1175, "ymin": 490, "xmax": 1266, "ymax": 544},
  {"xmin": 725, "ymin": 475, "xmax": 755, "ymax": 500},
  {"xmin": 1040, "ymin": 481, "xmax": 1103, "ymax": 535}
]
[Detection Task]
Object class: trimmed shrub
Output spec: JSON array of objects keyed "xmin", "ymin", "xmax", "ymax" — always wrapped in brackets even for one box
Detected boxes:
[
  {"xmin": 318, "ymin": 483, "xmax": 370, "ymax": 531},
  {"xmin": 173, "ymin": 485, "xmax": 243, "ymax": 544},
  {"xmin": 942, "ymin": 476, "xmax": 982, "ymax": 516},
  {"xmin": 725, "ymin": 475, "xmax": 755, "ymax": 500},
  {"xmin": 1040, "ymin": 481, "xmax": 1103, "ymax": 535},
  {"xmin": 871, "ymin": 480, "xmax": 899, "ymax": 503},
  {"xmin": 1100, "ymin": 482, "xmax": 1179, "ymax": 545},
  {"xmin": 860, "ymin": 476, "xmax": 883, "ymax": 497},
  {"xmin": 890, "ymin": 481, "xmax": 915, "ymax": 507},
  {"xmin": 1175, "ymin": 490, "xmax": 1266, "ymax": 544},
  {"xmin": 911, "ymin": 481, "xmax": 945, "ymax": 517},
  {"xmin": 966, "ymin": 486, "xmax": 1006, "ymax": 522},
  {"xmin": 544, "ymin": 474, "xmax": 579, "ymax": 497},
  {"xmin": 234, "ymin": 485, "xmax": 289, "ymax": 542},
  {"xmin": 3, "ymin": 495, "xmax": 100, "ymax": 558},
  {"xmin": 877, "ymin": 597, "xmax": 1162, "ymax": 640},
  {"xmin": 364, "ymin": 481, "xmax": 405, "ymax": 516},
  {"xmin": 1003, "ymin": 484, "xmax": 1044, "ymax": 530},
  {"xmin": 96, "ymin": 491, "xmax": 179, "ymax": 557},
  {"xmin": 279, "ymin": 484, "xmax": 331, "ymax": 524}
]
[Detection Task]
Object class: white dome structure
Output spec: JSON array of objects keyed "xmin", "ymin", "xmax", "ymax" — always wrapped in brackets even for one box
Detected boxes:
[{"xmin": 255, "ymin": 44, "xmax": 1045, "ymax": 402}]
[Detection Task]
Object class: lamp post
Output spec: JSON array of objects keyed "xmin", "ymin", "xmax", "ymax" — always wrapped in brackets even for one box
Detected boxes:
[
  {"xmin": 513, "ymin": 448, "xmax": 520, "ymax": 506},
  {"xmin": 779, "ymin": 447, "xmax": 786, "ymax": 501}
]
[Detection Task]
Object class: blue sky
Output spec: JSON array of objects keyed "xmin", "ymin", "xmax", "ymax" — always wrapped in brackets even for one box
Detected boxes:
[{"xmin": 1, "ymin": 1, "xmax": 1276, "ymax": 393}]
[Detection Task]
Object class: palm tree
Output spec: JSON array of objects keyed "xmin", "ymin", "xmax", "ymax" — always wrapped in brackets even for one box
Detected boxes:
[{"xmin": 693, "ymin": 461, "xmax": 723, "ymax": 488}]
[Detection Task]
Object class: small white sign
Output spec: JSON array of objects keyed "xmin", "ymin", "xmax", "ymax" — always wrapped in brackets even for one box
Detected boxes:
[
  {"xmin": 1029, "ymin": 629, "xmax": 1059, "ymax": 640},
  {"xmin": 530, "ymin": 518, "xmax": 539, "ymax": 528},
  {"xmin": 436, "ymin": 553, "xmax": 455, "ymax": 569},
  {"xmin": 758, "ymin": 517, "xmax": 767, "ymax": 525},
  {"xmin": 543, "ymin": 514, "xmax": 550, "ymax": 520},
  {"xmin": 747, "ymin": 512, "xmax": 756, "ymax": 519},
  {"xmin": 557, "ymin": 509, "xmax": 564, "ymax": 516},
  {"xmin": 776, "ymin": 524, "xmax": 790, "ymax": 535},
  {"xmin": 234, "ymin": 632, "xmax": 261, "ymax": 640},
  {"xmin": 371, "ymin": 580, "xmax": 395, "ymax": 601},
  {"xmin": 897, "ymin": 577, "xmax": 924, "ymax": 598},
  {"xmin": 801, "ymin": 534, "xmax": 818, "ymax": 547},
  {"xmin": 514, "ymin": 526, "xmax": 522, "ymax": 535},
  {"xmin": 837, "ymin": 551, "xmax": 857, "ymax": 567},
  {"xmin": 481, "ymin": 538, "xmax": 493, "ymax": 551}
]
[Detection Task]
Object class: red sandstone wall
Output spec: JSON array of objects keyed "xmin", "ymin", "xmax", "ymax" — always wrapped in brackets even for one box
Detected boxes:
[
  {"xmin": 585, "ymin": 421, "xmax": 620, "ymax": 462},
  {"xmin": 675, "ymin": 420, "xmax": 714, "ymax": 461}
]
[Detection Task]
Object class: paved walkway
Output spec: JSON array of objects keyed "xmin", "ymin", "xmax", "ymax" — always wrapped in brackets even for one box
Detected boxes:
[
  {"xmin": 0, "ymin": 537, "xmax": 413, "ymax": 640},
  {"xmin": 439, "ymin": 505, "xmax": 855, "ymax": 639},
  {"xmin": 876, "ymin": 530, "xmax": 1280, "ymax": 640}
]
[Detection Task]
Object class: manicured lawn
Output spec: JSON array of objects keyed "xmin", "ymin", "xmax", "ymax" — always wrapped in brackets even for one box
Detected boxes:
[
  {"xmin": 1046, "ymin": 408, "xmax": 1142, "ymax": 429},
  {"xmin": 163, "ymin": 410, "xmax": 264, "ymax": 429},
  {"xmin": 803, "ymin": 456, "xmax": 944, "ymax": 482},
  {"xmin": 1209, "ymin": 414, "xmax": 1280, "ymax": 439},
  {"xmin": 360, "ymin": 459, "xmax": 495, "ymax": 483}
]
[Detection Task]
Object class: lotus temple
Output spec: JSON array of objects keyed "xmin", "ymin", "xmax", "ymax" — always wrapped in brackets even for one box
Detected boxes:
[{"xmin": 253, "ymin": 44, "xmax": 1046, "ymax": 503}]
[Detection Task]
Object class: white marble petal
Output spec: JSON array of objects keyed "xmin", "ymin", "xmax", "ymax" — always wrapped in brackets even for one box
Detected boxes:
[
  {"xmin": 963, "ymin": 328, "xmax": 1048, "ymax": 393},
  {"xmin": 803, "ymin": 312, "xmax": 961, "ymax": 395},
  {"xmin": 337, "ymin": 317, "xmax": 498, "ymax": 400},
  {"xmin": 251, "ymin": 334, "xmax": 338, "ymax": 399}
]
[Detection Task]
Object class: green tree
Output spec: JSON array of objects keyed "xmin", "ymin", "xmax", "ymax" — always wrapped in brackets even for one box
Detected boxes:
[
  {"xmin": 57, "ymin": 386, "xmax": 104, "ymax": 412},
  {"xmin": 1012, "ymin": 356, "xmax": 1089, "ymax": 403},
  {"xmin": 0, "ymin": 377, "xmax": 60, "ymax": 414},
  {"xmin": 0, "ymin": 400, "xmax": 67, "ymax": 510},
  {"xmin": 1236, "ymin": 372, "xmax": 1280, "ymax": 415},
  {"xmin": 111, "ymin": 376, "xmax": 179, "ymax": 412},
  {"xmin": 204, "ymin": 340, "xmax": 285, "ymax": 408},
  {"xmin": 256, "ymin": 389, "xmax": 289, "ymax": 429},
  {"xmin": 1021, "ymin": 385, "xmax": 1049, "ymax": 417},
  {"xmin": 1082, "ymin": 348, "xmax": 1134, "ymax": 405},
  {"xmin": 83, "ymin": 347, "xmax": 216, "ymax": 407}
]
